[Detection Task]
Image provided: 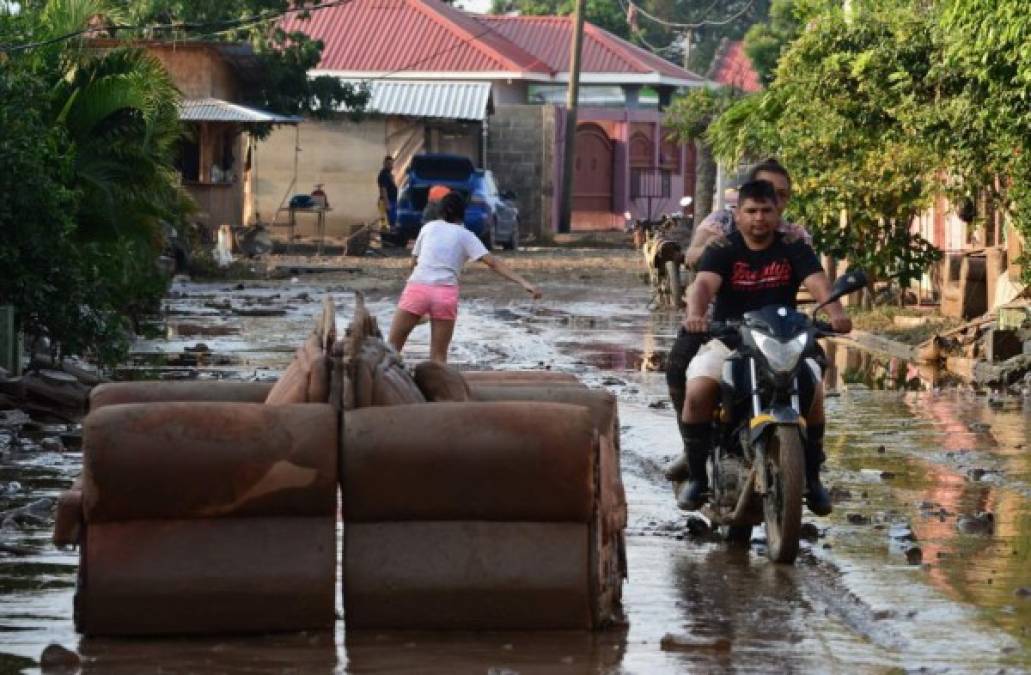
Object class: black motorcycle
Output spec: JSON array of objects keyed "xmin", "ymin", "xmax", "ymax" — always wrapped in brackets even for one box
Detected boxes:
[{"xmin": 674, "ymin": 270, "xmax": 868, "ymax": 563}]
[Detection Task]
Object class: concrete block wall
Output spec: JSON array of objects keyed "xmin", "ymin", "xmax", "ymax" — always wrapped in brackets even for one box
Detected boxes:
[
  {"xmin": 488, "ymin": 106, "xmax": 555, "ymax": 240},
  {"xmin": 254, "ymin": 118, "xmax": 387, "ymax": 236}
]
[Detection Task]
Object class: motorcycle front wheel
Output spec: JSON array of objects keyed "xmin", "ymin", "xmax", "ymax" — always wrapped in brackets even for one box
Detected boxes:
[{"xmin": 763, "ymin": 426, "xmax": 804, "ymax": 563}]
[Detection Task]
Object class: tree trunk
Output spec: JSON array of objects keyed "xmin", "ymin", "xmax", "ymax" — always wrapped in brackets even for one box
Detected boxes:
[{"xmin": 693, "ymin": 139, "xmax": 716, "ymax": 222}]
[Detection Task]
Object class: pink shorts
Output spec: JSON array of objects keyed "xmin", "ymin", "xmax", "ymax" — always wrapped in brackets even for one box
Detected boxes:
[{"xmin": 398, "ymin": 283, "xmax": 459, "ymax": 320}]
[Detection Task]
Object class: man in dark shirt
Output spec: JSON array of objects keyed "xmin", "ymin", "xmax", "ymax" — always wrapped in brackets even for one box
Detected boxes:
[
  {"xmin": 378, "ymin": 155, "xmax": 398, "ymax": 227},
  {"xmin": 675, "ymin": 180, "xmax": 851, "ymax": 515}
]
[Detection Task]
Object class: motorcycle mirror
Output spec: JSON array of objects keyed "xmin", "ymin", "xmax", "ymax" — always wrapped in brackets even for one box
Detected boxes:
[
  {"xmin": 814, "ymin": 269, "xmax": 868, "ymax": 313},
  {"xmin": 679, "ymin": 196, "xmax": 693, "ymax": 208}
]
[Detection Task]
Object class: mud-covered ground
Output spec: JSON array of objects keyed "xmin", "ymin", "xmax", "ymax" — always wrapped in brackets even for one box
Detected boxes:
[{"xmin": 1, "ymin": 247, "xmax": 1029, "ymax": 674}]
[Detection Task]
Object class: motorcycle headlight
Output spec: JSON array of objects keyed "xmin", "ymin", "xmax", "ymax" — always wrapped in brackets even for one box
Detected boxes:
[{"xmin": 751, "ymin": 331, "xmax": 807, "ymax": 373}]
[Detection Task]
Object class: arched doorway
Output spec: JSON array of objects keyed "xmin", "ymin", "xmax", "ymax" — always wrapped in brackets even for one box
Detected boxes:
[{"xmin": 572, "ymin": 123, "xmax": 614, "ymax": 230}]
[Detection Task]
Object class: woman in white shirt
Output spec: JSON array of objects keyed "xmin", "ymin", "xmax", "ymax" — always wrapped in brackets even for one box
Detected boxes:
[{"xmin": 387, "ymin": 192, "xmax": 541, "ymax": 363}]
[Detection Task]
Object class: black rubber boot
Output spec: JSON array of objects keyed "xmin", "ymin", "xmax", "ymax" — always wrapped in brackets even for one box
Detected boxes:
[
  {"xmin": 675, "ymin": 424, "xmax": 711, "ymax": 511},
  {"xmin": 663, "ymin": 453, "xmax": 691, "ymax": 482},
  {"xmin": 804, "ymin": 424, "xmax": 833, "ymax": 516},
  {"xmin": 664, "ymin": 329, "xmax": 704, "ymax": 483}
]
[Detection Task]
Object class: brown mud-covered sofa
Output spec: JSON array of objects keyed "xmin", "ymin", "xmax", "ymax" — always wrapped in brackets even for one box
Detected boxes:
[
  {"xmin": 54, "ymin": 294, "xmax": 626, "ymax": 635},
  {"xmin": 53, "ymin": 301, "xmax": 340, "ymax": 636}
]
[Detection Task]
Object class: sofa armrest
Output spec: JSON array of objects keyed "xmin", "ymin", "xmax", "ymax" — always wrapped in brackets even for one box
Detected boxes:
[
  {"xmin": 53, "ymin": 476, "xmax": 84, "ymax": 548},
  {"xmin": 90, "ymin": 381, "xmax": 275, "ymax": 411},
  {"xmin": 83, "ymin": 402, "xmax": 337, "ymax": 523},
  {"xmin": 343, "ymin": 402, "xmax": 595, "ymax": 523}
]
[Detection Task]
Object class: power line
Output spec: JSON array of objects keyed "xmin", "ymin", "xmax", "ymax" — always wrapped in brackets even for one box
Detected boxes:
[
  {"xmin": 627, "ymin": 0, "xmax": 756, "ymax": 30},
  {"xmin": 0, "ymin": 0, "xmax": 354, "ymax": 54}
]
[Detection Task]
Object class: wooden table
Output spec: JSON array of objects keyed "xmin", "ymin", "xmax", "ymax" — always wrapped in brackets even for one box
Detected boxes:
[{"xmin": 278, "ymin": 206, "xmax": 331, "ymax": 256}]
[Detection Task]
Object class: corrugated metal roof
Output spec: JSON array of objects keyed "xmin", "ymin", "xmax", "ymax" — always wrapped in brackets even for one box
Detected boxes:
[
  {"xmin": 362, "ymin": 80, "xmax": 492, "ymax": 120},
  {"xmin": 479, "ymin": 16, "xmax": 703, "ymax": 83},
  {"xmin": 280, "ymin": 0, "xmax": 703, "ymax": 85},
  {"xmin": 280, "ymin": 0, "xmax": 549, "ymax": 74},
  {"xmin": 179, "ymin": 98, "xmax": 301, "ymax": 124}
]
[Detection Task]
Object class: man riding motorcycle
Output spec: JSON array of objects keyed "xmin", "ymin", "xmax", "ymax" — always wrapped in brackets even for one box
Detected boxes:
[
  {"xmin": 673, "ymin": 180, "xmax": 851, "ymax": 516},
  {"xmin": 665, "ymin": 159, "xmax": 807, "ymax": 489}
]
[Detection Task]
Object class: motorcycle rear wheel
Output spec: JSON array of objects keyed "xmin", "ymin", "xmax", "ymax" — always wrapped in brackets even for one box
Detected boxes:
[{"xmin": 763, "ymin": 427, "xmax": 804, "ymax": 564}]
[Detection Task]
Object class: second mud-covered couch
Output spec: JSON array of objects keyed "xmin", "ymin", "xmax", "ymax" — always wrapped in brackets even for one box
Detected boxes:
[
  {"xmin": 338, "ymin": 299, "xmax": 626, "ymax": 630},
  {"xmin": 53, "ymin": 302, "xmax": 340, "ymax": 636}
]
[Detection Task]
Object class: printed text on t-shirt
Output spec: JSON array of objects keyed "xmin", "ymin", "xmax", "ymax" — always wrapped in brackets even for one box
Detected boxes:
[{"xmin": 730, "ymin": 260, "xmax": 792, "ymax": 290}]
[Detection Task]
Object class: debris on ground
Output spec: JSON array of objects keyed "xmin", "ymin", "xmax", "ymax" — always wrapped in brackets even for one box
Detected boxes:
[{"xmin": 660, "ymin": 633, "xmax": 732, "ymax": 653}]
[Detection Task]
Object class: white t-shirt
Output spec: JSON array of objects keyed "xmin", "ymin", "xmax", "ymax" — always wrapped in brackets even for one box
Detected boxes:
[{"xmin": 409, "ymin": 220, "xmax": 489, "ymax": 286}]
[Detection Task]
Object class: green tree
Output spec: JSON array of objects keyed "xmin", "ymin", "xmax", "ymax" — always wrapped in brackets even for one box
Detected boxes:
[
  {"xmin": 709, "ymin": 0, "xmax": 942, "ymax": 292},
  {"xmin": 742, "ymin": 0, "xmax": 802, "ymax": 85},
  {"xmin": 937, "ymin": 0, "xmax": 1031, "ymax": 279},
  {"xmin": 664, "ymin": 86, "xmax": 739, "ymax": 221},
  {"xmin": 0, "ymin": 0, "xmax": 188, "ymax": 363}
]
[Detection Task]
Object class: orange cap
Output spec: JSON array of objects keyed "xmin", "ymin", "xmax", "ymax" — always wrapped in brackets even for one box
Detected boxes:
[{"xmin": 428, "ymin": 185, "xmax": 451, "ymax": 202}]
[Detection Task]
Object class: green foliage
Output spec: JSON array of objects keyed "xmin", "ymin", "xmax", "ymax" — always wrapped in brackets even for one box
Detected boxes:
[
  {"xmin": 709, "ymin": 0, "xmax": 943, "ymax": 290},
  {"xmin": 664, "ymin": 86, "xmax": 739, "ymax": 141},
  {"xmin": 742, "ymin": 0, "xmax": 803, "ymax": 85},
  {"xmin": 938, "ymin": 0, "xmax": 1031, "ymax": 280},
  {"xmin": 0, "ymin": 0, "xmax": 188, "ymax": 365}
]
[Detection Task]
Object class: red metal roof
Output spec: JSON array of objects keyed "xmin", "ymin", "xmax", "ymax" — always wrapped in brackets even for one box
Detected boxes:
[
  {"xmin": 708, "ymin": 40, "xmax": 760, "ymax": 92},
  {"xmin": 282, "ymin": 0, "xmax": 703, "ymax": 83},
  {"xmin": 280, "ymin": 0, "xmax": 548, "ymax": 74}
]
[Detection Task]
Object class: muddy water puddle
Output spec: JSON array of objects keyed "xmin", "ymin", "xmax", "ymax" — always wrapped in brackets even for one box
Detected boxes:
[{"xmin": 1, "ymin": 278, "xmax": 1029, "ymax": 673}]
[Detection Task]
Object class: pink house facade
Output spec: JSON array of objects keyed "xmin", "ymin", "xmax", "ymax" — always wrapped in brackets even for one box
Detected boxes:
[{"xmin": 280, "ymin": 0, "xmax": 707, "ymax": 235}]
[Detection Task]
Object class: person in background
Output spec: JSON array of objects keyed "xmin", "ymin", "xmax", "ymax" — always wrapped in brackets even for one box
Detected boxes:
[
  {"xmin": 422, "ymin": 184, "xmax": 452, "ymax": 224},
  {"xmin": 377, "ymin": 156, "xmax": 398, "ymax": 228},
  {"xmin": 388, "ymin": 192, "xmax": 541, "ymax": 363}
]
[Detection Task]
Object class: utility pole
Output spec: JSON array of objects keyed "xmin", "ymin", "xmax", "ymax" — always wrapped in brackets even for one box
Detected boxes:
[{"xmin": 558, "ymin": 0, "xmax": 586, "ymax": 234}]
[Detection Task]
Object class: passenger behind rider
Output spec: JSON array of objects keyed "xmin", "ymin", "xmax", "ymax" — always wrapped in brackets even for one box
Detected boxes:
[
  {"xmin": 674, "ymin": 180, "xmax": 851, "ymax": 516},
  {"xmin": 665, "ymin": 159, "xmax": 808, "ymax": 485}
]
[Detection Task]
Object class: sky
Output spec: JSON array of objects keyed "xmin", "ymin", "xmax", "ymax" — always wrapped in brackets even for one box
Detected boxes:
[{"xmin": 454, "ymin": 0, "xmax": 493, "ymax": 14}]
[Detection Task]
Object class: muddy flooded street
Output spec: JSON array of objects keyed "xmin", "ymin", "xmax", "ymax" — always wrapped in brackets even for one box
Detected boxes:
[{"xmin": 1, "ymin": 249, "xmax": 1029, "ymax": 673}]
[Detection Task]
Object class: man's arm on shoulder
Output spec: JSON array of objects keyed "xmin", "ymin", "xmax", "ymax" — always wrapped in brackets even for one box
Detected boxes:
[{"xmin": 686, "ymin": 209, "xmax": 735, "ymax": 266}]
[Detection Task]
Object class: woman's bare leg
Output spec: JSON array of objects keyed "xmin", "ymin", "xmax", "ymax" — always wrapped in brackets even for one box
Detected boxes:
[
  {"xmin": 388, "ymin": 309, "xmax": 423, "ymax": 354},
  {"xmin": 429, "ymin": 319, "xmax": 456, "ymax": 363}
]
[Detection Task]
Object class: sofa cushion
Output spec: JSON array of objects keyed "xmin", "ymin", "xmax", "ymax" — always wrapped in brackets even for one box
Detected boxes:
[
  {"xmin": 413, "ymin": 361, "xmax": 470, "ymax": 402},
  {"xmin": 371, "ymin": 359, "xmax": 426, "ymax": 406}
]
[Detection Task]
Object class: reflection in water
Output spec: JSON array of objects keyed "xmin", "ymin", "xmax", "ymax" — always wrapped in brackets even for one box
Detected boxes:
[
  {"xmin": 343, "ymin": 629, "xmax": 627, "ymax": 675},
  {"xmin": 901, "ymin": 394, "xmax": 1031, "ymax": 650},
  {"xmin": 823, "ymin": 341, "xmax": 946, "ymax": 391}
]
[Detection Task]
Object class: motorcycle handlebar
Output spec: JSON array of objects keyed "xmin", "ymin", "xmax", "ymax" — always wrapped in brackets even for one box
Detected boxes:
[{"xmin": 696, "ymin": 318, "xmax": 843, "ymax": 337}]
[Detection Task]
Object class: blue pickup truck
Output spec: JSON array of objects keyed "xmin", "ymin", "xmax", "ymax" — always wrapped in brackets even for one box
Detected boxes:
[{"xmin": 391, "ymin": 154, "xmax": 520, "ymax": 250}]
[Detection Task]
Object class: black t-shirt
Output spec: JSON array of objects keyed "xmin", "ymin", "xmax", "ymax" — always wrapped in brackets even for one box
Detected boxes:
[
  {"xmin": 377, "ymin": 168, "xmax": 397, "ymax": 203},
  {"xmin": 698, "ymin": 230, "xmax": 823, "ymax": 321}
]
